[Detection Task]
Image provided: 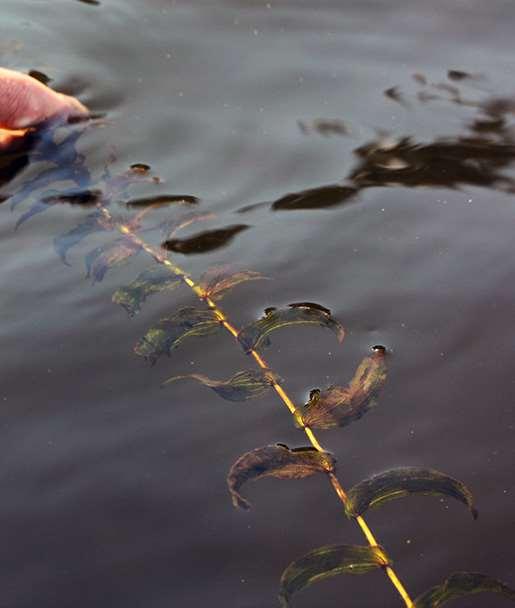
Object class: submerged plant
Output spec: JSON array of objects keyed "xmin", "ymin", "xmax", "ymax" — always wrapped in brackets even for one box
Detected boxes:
[{"xmin": 6, "ymin": 78, "xmax": 515, "ymax": 607}]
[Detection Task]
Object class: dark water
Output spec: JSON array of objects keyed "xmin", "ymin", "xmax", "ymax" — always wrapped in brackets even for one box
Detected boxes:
[{"xmin": 1, "ymin": 1, "xmax": 515, "ymax": 607}]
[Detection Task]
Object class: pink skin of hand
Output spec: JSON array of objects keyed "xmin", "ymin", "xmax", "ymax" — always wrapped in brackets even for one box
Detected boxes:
[{"xmin": 0, "ymin": 67, "xmax": 88, "ymax": 147}]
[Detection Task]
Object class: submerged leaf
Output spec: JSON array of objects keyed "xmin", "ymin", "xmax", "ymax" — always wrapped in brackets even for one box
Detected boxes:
[
  {"xmin": 162, "ymin": 224, "xmax": 249, "ymax": 254},
  {"xmin": 199, "ymin": 266, "xmax": 268, "ymax": 301},
  {"xmin": 112, "ymin": 267, "xmax": 181, "ymax": 317},
  {"xmin": 54, "ymin": 210, "xmax": 113, "ymax": 264},
  {"xmin": 414, "ymin": 572, "xmax": 515, "ymax": 607},
  {"xmin": 85, "ymin": 239, "xmax": 141, "ymax": 283},
  {"xmin": 345, "ymin": 467, "xmax": 478, "ymax": 519},
  {"xmin": 279, "ymin": 544, "xmax": 391, "ymax": 608},
  {"xmin": 295, "ymin": 347, "xmax": 386, "ymax": 429},
  {"xmin": 238, "ymin": 303, "xmax": 345, "ymax": 353},
  {"xmin": 134, "ymin": 307, "xmax": 221, "ymax": 364},
  {"xmin": 227, "ymin": 443, "xmax": 335, "ymax": 510},
  {"xmin": 162, "ymin": 369, "xmax": 280, "ymax": 402}
]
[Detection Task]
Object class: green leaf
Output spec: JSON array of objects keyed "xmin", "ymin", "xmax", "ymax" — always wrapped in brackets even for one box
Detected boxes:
[
  {"xmin": 134, "ymin": 307, "xmax": 221, "ymax": 365},
  {"xmin": 238, "ymin": 303, "xmax": 345, "ymax": 353},
  {"xmin": 344, "ymin": 467, "xmax": 478, "ymax": 520},
  {"xmin": 199, "ymin": 266, "xmax": 268, "ymax": 301},
  {"xmin": 414, "ymin": 572, "xmax": 515, "ymax": 607},
  {"xmin": 227, "ymin": 443, "xmax": 335, "ymax": 510},
  {"xmin": 294, "ymin": 347, "xmax": 386, "ymax": 429},
  {"xmin": 112, "ymin": 267, "xmax": 181, "ymax": 317},
  {"xmin": 162, "ymin": 369, "xmax": 280, "ymax": 402},
  {"xmin": 279, "ymin": 544, "xmax": 391, "ymax": 608},
  {"xmin": 85, "ymin": 239, "xmax": 141, "ymax": 283}
]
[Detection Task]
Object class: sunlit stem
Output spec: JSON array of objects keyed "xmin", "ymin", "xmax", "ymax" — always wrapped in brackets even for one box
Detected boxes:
[{"xmin": 107, "ymin": 214, "xmax": 414, "ymax": 608}]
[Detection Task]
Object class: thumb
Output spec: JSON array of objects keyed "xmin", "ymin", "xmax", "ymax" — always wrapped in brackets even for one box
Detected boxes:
[{"xmin": 0, "ymin": 67, "xmax": 88, "ymax": 130}]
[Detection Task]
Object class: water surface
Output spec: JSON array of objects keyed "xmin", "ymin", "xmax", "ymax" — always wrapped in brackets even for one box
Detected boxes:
[{"xmin": 1, "ymin": 1, "xmax": 515, "ymax": 607}]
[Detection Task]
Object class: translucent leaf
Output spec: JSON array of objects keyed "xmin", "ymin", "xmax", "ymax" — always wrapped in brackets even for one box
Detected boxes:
[
  {"xmin": 414, "ymin": 572, "xmax": 515, "ymax": 607},
  {"xmin": 227, "ymin": 443, "xmax": 335, "ymax": 510},
  {"xmin": 344, "ymin": 467, "xmax": 478, "ymax": 520},
  {"xmin": 54, "ymin": 210, "xmax": 113, "ymax": 264},
  {"xmin": 85, "ymin": 239, "xmax": 141, "ymax": 284},
  {"xmin": 199, "ymin": 266, "xmax": 268, "ymax": 301},
  {"xmin": 238, "ymin": 303, "xmax": 345, "ymax": 353},
  {"xmin": 294, "ymin": 347, "xmax": 386, "ymax": 429},
  {"xmin": 162, "ymin": 369, "xmax": 280, "ymax": 402},
  {"xmin": 134, "ymin": 307, "xmax": 221, "ymax": 365},
  {"xmin": 279, "ymin": 544, "xmax": 391, "ymax": 608},
  {"xmin": 161, "ymin": 224, "xmax": 249, "ymax": 254},
  {"xmin": 15, "ymin": 188, "xmax": 101, "ymax": 230},
  {"xmin": 112, "ymin": 267, "xmax": 181, "ymax": 317}
]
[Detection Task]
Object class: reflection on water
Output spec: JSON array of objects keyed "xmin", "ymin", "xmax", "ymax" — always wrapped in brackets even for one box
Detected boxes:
[{"xmin": 258, "ymin": 79, "xmax": 515, "ymax": 214}]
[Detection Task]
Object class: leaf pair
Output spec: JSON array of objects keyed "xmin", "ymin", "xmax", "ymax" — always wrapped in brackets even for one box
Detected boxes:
[
  {"xmin": 227, "ymin": 444, "xmax": 476, "ymax": 520},
  {"xmin": 279, "ymin": 551, "xmax": 515, "ymax": 607},
  {"xmin": 238, "ymin": 303, "xmax": 345, "ymax": 353},
  {"xmin": 294, "ymin": 347, "xmax": 387, "ymax": 430}
]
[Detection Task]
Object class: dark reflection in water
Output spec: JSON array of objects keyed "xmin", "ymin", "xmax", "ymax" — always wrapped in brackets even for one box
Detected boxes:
[
  {"xmin": 125, "ymin": 194, "xmax": 199, "ymax": 209},
  {"xmin": 27, "ymin": 69, "xmax": 52, "ymax": 85},
  {"xmin": 162, "ymin": 224, "xmax": 250, "ymax": 254},
  {"xmin": 251, "ymin": 82, "xmax": 515, "ymax": 214},
  {"xmin": 272, "ymin": 184, "xmax": 357, "ymax": 211}
]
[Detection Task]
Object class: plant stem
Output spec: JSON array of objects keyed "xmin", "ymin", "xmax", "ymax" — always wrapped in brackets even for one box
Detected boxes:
[{"xmin": 108, "ymin": 213, "xmax": 414, "ymax": 608}]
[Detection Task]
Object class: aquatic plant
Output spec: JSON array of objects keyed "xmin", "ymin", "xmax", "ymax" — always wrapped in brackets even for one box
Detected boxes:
[{"xmin": 6, "ymin": 75, "xmax": 515, "ymax": 607}]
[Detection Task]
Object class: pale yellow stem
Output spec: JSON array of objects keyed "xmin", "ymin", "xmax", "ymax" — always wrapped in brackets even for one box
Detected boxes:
[{"xmin": 107, "ymin": 215, "xmax": 414, "ymax": 608}]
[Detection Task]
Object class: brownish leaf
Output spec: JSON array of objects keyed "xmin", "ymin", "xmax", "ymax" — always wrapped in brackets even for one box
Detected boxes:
[
  {"xmin": 295, "ymin": 347, "xmax": 386, "ymax": 430},
  {"xmin": 227, "ymin": 443, "xmax": 335, "ymax": 510},
  {"xmin": 162, "ymin": 369, "xmax": 279, "ymax": 402},
  {"xmin": 344, "ymin": 467, "xmax": 478, "ymax": 520}
]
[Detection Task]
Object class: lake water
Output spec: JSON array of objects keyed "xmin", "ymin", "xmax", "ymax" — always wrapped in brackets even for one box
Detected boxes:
[{"xmin": 1, "ymin": 1, "xmax": 515, "ymax": 607}]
